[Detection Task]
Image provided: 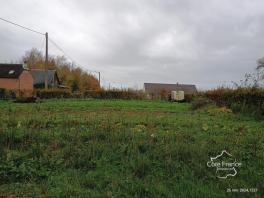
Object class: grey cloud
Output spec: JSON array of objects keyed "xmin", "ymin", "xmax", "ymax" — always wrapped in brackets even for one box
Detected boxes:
[{"xmin": 1, "ymin": 0, "xmax": 264, "ymax": 89}]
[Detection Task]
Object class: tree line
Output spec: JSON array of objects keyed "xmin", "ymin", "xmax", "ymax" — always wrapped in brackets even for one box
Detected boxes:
[{"xmin": 22, "ymin": 48, "xmax": 100, "ymax": 92}]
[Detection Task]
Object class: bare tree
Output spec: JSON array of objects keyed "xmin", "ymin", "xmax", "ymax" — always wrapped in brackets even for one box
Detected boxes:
[
  {"xmin": 257, "ymin": 57, "xmax": 264, "ymax": 70},
  {"xmin": 257, "ymin": 57, "xmax": 264, "ymax": 83},
  {"xmin": 233, "ymin": 57, "xmax": 264, "ymax": 88}
]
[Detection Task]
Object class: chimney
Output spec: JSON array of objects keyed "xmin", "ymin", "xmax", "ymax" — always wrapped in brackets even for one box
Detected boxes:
[{"xmin": 23, "ymin": 61, "xmax": 28, "ymax": 69}]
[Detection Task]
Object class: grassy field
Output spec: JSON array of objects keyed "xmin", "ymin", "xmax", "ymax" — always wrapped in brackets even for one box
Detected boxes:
[{"xmin": 0, "ymin": 99, "xmax": 263, "ymax": 197}]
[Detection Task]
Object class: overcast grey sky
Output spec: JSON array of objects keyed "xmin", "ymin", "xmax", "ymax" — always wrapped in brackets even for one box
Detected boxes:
[{"xmin": 1, "ymin": 0, "xmax": 264, "ymax": 89}]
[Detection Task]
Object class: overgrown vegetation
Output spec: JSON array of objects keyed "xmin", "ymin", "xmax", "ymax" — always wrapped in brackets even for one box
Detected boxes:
[
  {"xmin": 0, "ymin": 99, "xmax": 263, "ymax": 197},
  {"xmin": 194, "ymin": 60, "xmax": 264, "ymax": 116},
  {"xmin": 83, "ymin": 89, "xmax": 145, "ymax": 100},
  {"xmin": 0, "ymin": 88, "xmax": 146, "ymax": 100},
  {"xmin": 190, "ymin": 97, "xmax": 214, "ymax": 110},
  {"xmin": 35, "ymin": 89, "xmax": 145, "ymax": 99},
  {"xmin": 200, "ymin": 87, "xmax": 264, "ymax": 116}
]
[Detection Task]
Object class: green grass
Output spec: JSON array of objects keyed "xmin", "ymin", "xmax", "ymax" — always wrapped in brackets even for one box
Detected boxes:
[{"xmin": 0, "ymin": 99, "xmax": 263, "ymax": 197}]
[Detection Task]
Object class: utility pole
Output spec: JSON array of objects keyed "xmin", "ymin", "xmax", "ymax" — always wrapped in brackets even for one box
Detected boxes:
[
  {"xmin": 98, "ymin": 72, "xmax": 101, "ymax": 88},
  {"xmin": 45, "ymin": 32, "xmax": 48, "ymax": 90}
]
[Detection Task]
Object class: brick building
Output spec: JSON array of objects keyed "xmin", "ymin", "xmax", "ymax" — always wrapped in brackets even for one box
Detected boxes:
[{"xmin": 0, "ymin": 64, "xmax": 33, "ymax": 91}]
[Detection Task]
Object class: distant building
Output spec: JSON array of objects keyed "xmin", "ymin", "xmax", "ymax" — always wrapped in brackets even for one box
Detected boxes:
[
  {"xmin": 30, "ymin": 69, "xmax": 60, "ymax": 88},
  {"xmin": 0, "ymin": 64, "xmax": 33, "ymax": 91},
  {"xmin": 144, "ymin": 83, "xmax": 197, "ymax": 99}
]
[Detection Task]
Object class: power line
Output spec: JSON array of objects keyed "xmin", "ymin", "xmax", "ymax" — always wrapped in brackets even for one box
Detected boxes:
[
  {"xmin": 39, "ymin": 36, "xmax": 46, "ymax": 53},
  {"xmin": 0, "ymin": 17, "xmax": 45, "ymax": 35},
  {"xmin": 0, "ymin": 16, "xmax": 98, "ymax": 73},
  {"xmin": 48, "ymin": 37, "xmax": 75, "ymax": 62},
  {"xmin": 48, "ymin": 36, "xmax": 102, "ymax": 86},
  {"xmin": 0, "ymin": 16, "xmax": 103, "ymax": 86},
  {"xmin": 48, "ymin": 36, "xmax": 100, "ymax": 73}
]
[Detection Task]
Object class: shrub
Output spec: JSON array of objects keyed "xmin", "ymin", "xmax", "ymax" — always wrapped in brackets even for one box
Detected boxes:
[
  {"xmin": 2, "ymin": 88, "xmax": 145, "ymax": 100},
  {"xmin": 15, "ymin": 97, "xmax": 37, "ymax": 103},
  {"xmin": 190, "ymin": 97, "xmax": 213, "ymax": 110},
  {"xmin": 5, "ymin": 90, "xmax": 17, "ymax": 99},
  {"xmin": 83, "ymin": 90, "xmax": 100, "ymax": 98},
  {"xmin": 71, "ymin": 92, "xmax": 83, "ymax": 99},
  {"xmin": 17, "ymin": 90, "xmax": 35, "ymax": 98},
  {"xmin": 0, "ymin": 89, "xmax": 18, "ymax": 100},
  {"xmin": 160, "ymin": 89, "xmax": 169, "ymax": 100},
  {"xmin": 200, "ymin": 87, "xmax": 264, "ymax": 115},
  {"xmin": 203, "ymin": 87, "xmax": 264, "ymax": 106},
  {"xmin": 36, "ymin": 89, "xmax": 71, "ymax": 99},
  {"xmin": 207, "ymin": 106, "xmax": 232, "ymax": 113},
  {"xmin": 83, "ymin": 90, "xmax": 145, "ymax": 100},
  {"xmin": 230, "ymin": 103, "xmax": 242, "ymax": 113},
  {"xmin": 184, "ymin": 93, "xmax": 195, "ymax": 103},
  {"xmin": 0, "ymin": 88, "xmax": 6, "ymax": 99}
]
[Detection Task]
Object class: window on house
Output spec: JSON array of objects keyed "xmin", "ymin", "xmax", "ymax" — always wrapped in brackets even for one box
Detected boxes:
[{"xmin": 9, "ymin": 70, "xmax": 15, "ymax": 74}]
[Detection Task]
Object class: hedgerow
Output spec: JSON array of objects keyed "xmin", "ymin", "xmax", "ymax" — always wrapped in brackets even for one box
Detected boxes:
[
  {"xmin": 83, "ymin": 90, "xmax": 145, "ymax": 100},
  {"xmin": 0, "ymin": 88, "xmax": 146, "ymax": 100},
  {"xmin": 35, "ymin": 89, "xmax": 71, "ymax": 99},
  {"xmin": 200, "ymin": 87, "xmax": 264, "ymax": 115}
]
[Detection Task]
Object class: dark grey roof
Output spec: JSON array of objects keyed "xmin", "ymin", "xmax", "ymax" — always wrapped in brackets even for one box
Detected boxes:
[
  {"xmin": 144, "ymin": 83, "xmax": 197, "ymax": 94},
  {"xmin": 30, "ymin": 69, "xmax": 59, "ymax": 85},
  {"xmin": 0, "ymin": 64, "xmax": 24, "ymax": 78}
]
